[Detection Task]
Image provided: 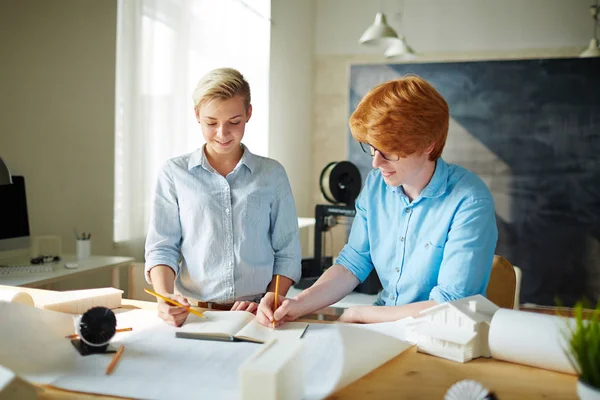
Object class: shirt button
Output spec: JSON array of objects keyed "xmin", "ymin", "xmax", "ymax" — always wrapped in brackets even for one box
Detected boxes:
[
  {"xmin": 425, "ymin": 243, "xmax": 429, "ymax": 248},
  {"xmin": 405, "ymin": 208, "xmax": 411, "ymax": 214},
  {"xmin": 225, "ymin": 208, "xmax": 230, "ymax": 214},
  {"xmin": 400, "ymin": 236, "xmax": 405, "ymax": 242},
  {"xmin": 390, "ymin": 295, "xmax": 395, "ymax": 301},
  {"xmin": 395, "ymin": 267, "xmax": 400, "ymax": 273}
]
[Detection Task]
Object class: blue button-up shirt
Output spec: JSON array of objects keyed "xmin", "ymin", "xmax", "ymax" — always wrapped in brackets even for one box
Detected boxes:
[
  {"xmin": 144, "ymin": 145, "xmax": 302, "ymax": 302},
  {"xmin": 336, "ymin": 158, "xmax": 498, "ymax": 306}
]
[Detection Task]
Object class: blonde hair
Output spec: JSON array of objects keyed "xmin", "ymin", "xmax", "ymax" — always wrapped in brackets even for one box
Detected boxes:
[
  {"xmin": 349, "ymin": 75, "xmax": 449, "ymax": 161},
  {"xmin": 192, "ymin": 68, "xmax": 251, "ymax": 109}
]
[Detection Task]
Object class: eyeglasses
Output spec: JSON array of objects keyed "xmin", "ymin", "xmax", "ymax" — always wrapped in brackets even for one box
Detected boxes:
[{"xmin": 359, "ymin": 142, "xmax": 400, "ymax": 162}]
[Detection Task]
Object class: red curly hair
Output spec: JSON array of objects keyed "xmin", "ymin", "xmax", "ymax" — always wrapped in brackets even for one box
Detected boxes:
[{"xmin": 349, "ymin": 75, "xmax": 449, "ymax": 161}]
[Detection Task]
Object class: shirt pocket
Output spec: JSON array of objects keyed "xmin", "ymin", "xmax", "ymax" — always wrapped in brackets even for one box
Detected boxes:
[
  {"xmin": 243, "ymin": 194, "xmax": 270, "ymax": 234},
  {"xmin": 408, "ymin": 239, "xmax": 444, "ymax": 285},
  {"xmin": 179, "ymin": 200, "xmax": 204, "ymax": 235}
]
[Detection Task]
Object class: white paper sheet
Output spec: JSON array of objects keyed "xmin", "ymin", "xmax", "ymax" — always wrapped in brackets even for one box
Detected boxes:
[
  {"xmin": 488, "ymin": 308, "xmax": 576, "ymax": 375},
  {"xmin": 1, "ymin": 304, "xmax": 413, "ymax": 400},
  {"xmin": 302, "ymin": 323, "xmax": 414, "ymax": 399}
]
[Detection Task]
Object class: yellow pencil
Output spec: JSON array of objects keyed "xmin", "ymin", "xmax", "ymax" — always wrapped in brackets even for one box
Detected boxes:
[
  {"xmin": 273, "ymin": 274, "xmax": 280, "ymax": 329},
  {"xmin": 105, "ymin": 345, "xmax": 125, "ymax": 375},
  {"xmin": 144, "ymin": 288, "xmax": 205, "ymax": 318}
]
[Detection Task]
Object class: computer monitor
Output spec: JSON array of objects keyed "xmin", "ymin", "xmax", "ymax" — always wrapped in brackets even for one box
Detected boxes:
[{"xmin": 0, "ymin": 176, "xmax": 31, "ymax": 252}]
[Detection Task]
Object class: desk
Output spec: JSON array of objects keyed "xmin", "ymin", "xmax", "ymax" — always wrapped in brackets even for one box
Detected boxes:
[
  {"xmin": 36, "ymin": 299, "xmax": 577, "ymax": 400},
  {"xmin": 0, "ymin": 255, "xmax": 134, "ymax": 290}
]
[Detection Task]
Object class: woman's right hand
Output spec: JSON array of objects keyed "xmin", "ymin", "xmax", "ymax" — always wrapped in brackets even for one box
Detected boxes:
[
  {"xmin": 255, "ymin": 292, "xmax": 304, "ymax": 327},
  {"xmin": 157, "ymin": 294, "xmax": 191, "ymax": 327}
]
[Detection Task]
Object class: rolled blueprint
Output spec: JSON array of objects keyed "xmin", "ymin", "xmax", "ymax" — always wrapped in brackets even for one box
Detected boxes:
[
  {"xmin": 488, "ymin": 308, "xmax": 576, "ymax": 375},
  {"xmin": 0, "ymin": 290, "xmax": 35, "ymax": 306}
]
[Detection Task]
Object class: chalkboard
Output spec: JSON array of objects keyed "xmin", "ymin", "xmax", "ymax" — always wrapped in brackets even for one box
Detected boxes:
[{"xmin": 349, "ymin": 58, "xmax": 600, "ymax": 306}]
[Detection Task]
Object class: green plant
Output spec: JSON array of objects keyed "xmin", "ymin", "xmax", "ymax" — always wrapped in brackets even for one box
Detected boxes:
[{"xmin": 562, "ymin": 301, "xmax": 600, "ymax": 389}]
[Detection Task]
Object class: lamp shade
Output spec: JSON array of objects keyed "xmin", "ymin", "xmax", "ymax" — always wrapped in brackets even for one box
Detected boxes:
[
  {"xmin": 359, "ymin": 12, "xmax": 398, "ymax": 45},
  {"xmin": 384, "ymin": 36, "xmax": 416, "ymax": 59},
  {"xmin": 580, "ymin": 38, "xmax": 600, "ymax": 57}
]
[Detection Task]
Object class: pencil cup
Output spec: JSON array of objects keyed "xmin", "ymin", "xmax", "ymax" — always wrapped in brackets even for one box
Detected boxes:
[{"xmin": 76, "ymin": 240, "xmax": 91, "ymax": 260}]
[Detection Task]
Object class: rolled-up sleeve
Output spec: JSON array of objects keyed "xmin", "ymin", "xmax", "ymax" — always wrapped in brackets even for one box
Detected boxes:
[
  {"xmin": 429, "ymin": 198, "xmax": 498, "ymax": 303},
  {"xmin": 336, "ymin": 188, "xmax": 374, "ymax": 282},
  {"xmin": 144, "ymin": 161, "xmax": 182, "ymax": 283},
  {"xmin": 270, "ymin": 168, "xmax": 302, "ymax": 283}
]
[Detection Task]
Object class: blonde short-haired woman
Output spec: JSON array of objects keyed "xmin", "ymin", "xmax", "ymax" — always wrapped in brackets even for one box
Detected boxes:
[{"xmin": 145, "ymin": 68, "xmax": 301, "ymax": 326}]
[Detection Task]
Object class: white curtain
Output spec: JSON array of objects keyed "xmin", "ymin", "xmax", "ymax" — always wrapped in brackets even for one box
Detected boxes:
[{"xmin": 114, "ymin": 0, "xmax": 271, "ymax": 254}]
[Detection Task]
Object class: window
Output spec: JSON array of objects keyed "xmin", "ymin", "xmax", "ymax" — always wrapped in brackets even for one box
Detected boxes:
[{"xmin": 114, "ymin": 0, "xmax": 270, "ymax": 244}]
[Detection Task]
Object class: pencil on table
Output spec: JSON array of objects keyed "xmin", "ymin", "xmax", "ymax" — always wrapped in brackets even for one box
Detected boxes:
[
  {"xmin": 105, "ymin": 345, "xmax": 125, "ymax": 375},
  {"xmin": 143, "ymin": 288, "xmax": 205, "ymax": 318},
  {"xmin": 65, "ymin": 327, "xmax": 132, "ymax": 339},
  {"xmin": 273, "ymin": 274, "xmax": 280, "ymax": 329}
]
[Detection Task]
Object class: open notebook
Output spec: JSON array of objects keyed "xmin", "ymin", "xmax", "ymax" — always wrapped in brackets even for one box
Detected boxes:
[{"xmin": 175, "ymin": 311, "xmax": 308, "ymax": 344}]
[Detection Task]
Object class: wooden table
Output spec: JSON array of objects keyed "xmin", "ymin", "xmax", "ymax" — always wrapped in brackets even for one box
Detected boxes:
[{"xmin": 37, "ymin": 300, "xmax": 578, "ymax": 400}]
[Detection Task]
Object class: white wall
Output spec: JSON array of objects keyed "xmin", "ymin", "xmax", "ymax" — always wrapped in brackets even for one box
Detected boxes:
[
  {"xmin": 0, "ymin": 0, "xmax": 117, "ymax": 258},
  {"xmin": 0, "ymin": 0, "xmax": 117, "ymax": 290},
  {"xmin": 315, "ymin": 0, "xmax": 592, "ymax": 56},
  {"xmin": 269, "ymin": 0, "xmax": 315, "ymax": 220}
]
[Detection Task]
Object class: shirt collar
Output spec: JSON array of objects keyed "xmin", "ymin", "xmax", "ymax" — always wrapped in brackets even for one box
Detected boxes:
[
  {"xmin": 385, "ymin": 157, "xmax": 448, "ymax": 199},
  {"xmin": 420, "ymin": 158, "xmax": 448, "ymax": 199},
  {"xmin": 187, "ymin": 143, "xmax": 255, "ymax": 174}
]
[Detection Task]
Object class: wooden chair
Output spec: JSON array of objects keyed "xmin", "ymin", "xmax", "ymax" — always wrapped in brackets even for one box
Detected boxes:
[{"xmin": 487, "ymin": 255, "xmax": 521, "ymax": 309}]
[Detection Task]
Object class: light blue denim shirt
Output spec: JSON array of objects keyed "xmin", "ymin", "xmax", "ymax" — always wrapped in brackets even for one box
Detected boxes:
[
  {"xmin": 336, "ymin": 158, "xmax": 498, "ymax": 306},
  {"xmin": 144, "ymin": 145, "xmax": 302, "ymax": 303}
]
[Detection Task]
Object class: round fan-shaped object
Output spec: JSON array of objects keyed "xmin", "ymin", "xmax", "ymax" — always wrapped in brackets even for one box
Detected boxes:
[
  {"xmin": 445, "ymin": 379, "xmax": 496, "ymax": 400},
  {"xmin": 319, "ymin": 161, "xmax": 362, "ymax": 206},
  {"xmin": 76, "ymin": 306, "xmax": 117, "ymax": 353}
]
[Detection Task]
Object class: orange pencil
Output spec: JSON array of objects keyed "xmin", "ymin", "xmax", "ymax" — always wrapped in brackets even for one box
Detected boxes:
[
  {"xmin": 105, "ymin": 345, "xmax": 125, "ymax": 375},
  {"xmin": 143, "ymin": 288, "xmax": 205, "ymax": 318},
  {"xmin": 272, "ymin": 274, "xmax": 280, "ymax": 329},
  {"xmin": 65, "ymin": 327, "xmax": 133, "ymax": 339}
]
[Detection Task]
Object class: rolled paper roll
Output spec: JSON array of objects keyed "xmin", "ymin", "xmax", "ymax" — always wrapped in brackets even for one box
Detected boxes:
[
  {"xmin": 489, "ymin": 308, "xmax": 576, "ymax": 375},
  {"xmin": 0, "ymin": 290, "xmax": 35, "ymax": 306}
]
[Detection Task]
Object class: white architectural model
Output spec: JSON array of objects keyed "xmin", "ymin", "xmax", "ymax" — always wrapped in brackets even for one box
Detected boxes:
[{"xmin": 406, "ymin": 295, "xmax": 500, "ymax": 363}]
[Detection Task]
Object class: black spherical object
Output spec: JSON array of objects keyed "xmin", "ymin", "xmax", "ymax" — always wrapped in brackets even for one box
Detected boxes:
[{"xmin": 78, "ymin": 306, "xmax": 117, "ymax": 353}]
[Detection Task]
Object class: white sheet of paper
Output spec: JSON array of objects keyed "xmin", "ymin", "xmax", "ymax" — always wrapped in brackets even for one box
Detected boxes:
[
  {"xmin": 1, "ymin": 304, "xmax": 413, "ymax": 400},
  {"xmin": 52, "ymin": 323, "xmax": 259, "ymax": 399},
  {"xmin": 349, "ymin": 317, "xmax": 415, "ymax": 342},
  {"xmin": 302, "ymin": 323, "xmax": 413, "ymax": 399}
]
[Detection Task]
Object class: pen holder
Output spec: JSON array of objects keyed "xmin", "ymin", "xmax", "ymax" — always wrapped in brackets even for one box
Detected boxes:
[{"xmin": 76, "ymin": 239, "xmax": 91, "ymax": 260}]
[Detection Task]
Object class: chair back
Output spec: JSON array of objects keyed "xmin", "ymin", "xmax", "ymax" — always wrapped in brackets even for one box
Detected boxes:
[{"xmin": 487, "ymin": 255, "xmax": 517, "ymax": 309}]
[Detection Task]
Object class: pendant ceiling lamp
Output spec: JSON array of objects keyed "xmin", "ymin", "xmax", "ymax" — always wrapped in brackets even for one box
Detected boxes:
[
  {"xmin": 358, "ymin": 0, "xmax": 398, "ymax": 45},
  {"xmin": 384, "ymin": 35, "xmax": 417, "ymax": 59},
  {"xmin": 580, "ymin": 0, "xmax": 600, "ymax": 57}
]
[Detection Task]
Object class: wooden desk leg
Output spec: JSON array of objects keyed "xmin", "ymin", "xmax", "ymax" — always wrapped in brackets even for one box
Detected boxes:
[{"xmin": 111, "ymin": 267, "xmax": 120, "ymax": 289}]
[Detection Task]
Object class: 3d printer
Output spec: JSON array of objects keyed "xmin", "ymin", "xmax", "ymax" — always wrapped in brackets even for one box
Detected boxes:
[{"xmin": 296, "ymin": 161, "xmax": 382, "ymax": 295}]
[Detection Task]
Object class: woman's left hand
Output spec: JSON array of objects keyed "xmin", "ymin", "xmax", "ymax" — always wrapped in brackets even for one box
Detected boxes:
[{"xmin": 231, "ymin": 301, "xmax": 259, "ymax": 314}]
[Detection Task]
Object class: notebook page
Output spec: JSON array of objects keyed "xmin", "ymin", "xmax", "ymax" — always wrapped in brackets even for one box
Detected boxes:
[
  {"xmin": 235, "ymin": 319, "xmax": 308, "ymax": 342},
  {"xmin": 177, "ymin": 310, "xmax": 255, "ymax": 336}
]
